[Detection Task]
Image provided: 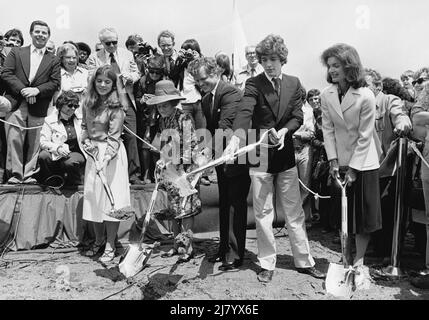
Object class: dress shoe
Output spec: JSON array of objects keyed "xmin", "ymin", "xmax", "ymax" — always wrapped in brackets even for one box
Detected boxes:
[
  {"xmin": 7, "ymin": 177, "xmax": 22, "ymax": 184},
  {"xmin": 218, "ymin": 262, "xmax": 236, "ymax": 271},
  {"xmin": 296, "ymin": 267, "xmax": 326, "ymax": 279},
  {"xmin": 257, "ymin": 268, "xmax": 274, "ymax": 283},
  {"xmin": 411, "ymin": 275, "xmax": 429, "ymax": 289}
]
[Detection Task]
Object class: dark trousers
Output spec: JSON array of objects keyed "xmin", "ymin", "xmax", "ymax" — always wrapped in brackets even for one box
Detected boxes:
[
  {"xmin": 122, "ymin": 106, "xmax": 141, "ymax": 179},
  {"xmin": 215, "ymin": 165, "xmax": 251, "ymax": 263},
  {"xmin": 38, "ymin": 149, "xmax": 85, "ymax": 185},
  {"xmin": 0, "ymin": 119, "xmax": 6, "ymax": 182}
]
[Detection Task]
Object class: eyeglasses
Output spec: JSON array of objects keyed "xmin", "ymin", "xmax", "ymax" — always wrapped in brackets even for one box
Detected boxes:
[
  {"xmin": 65, "ymin": 103, "xmax": 79, "ymax": 109},
  {"xmin": 246, "ymin": 51, "xmax": 256, "ymax": 56},
  {"xmin": 104, "ymin": 41, "xmax": 118, "ymax": 46},
  {"xmin": 148, "ymin": 69, "xmax": 163, "ymax": 75},
  {"xmin": 412, "ymin": 78, "xmax": 428, "ymax": 86}
]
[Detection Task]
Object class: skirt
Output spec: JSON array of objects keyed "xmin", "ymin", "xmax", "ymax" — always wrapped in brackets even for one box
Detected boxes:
[
  {"xmin": 330, "ymin": 169, "xmax": 382, "ymax": 234},
  {"xmin": 83, "ymin": 140, "xmax": 131, "ymax": 223}
]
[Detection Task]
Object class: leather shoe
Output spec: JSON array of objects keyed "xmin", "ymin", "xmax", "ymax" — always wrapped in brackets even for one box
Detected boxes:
[
  {"xmin": 296, "ymin": 267, "xmax": 326, "ymax": 279},
  {"xmin": 7, "ymin": 177, "xmax": 22, "ymax": 184},
  {"xmin": 218, "ymin": 259, "xmax": 242, "ymax": 271},
  {"xmin": 257, "ymin": 269, "xmax": 273, "ymax": 283},
  {"xmin": 411, "ymin": 275, "xmax": 429, "ymax": 289}
]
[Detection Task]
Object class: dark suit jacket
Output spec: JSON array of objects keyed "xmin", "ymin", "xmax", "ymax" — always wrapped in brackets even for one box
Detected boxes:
[
  {"xmin": 201, "ymin": 80, "xmax": 246, "ymax": 177},
  {"xmin": 1, "ymin": 46, "xmax": 61, "ymax": 117},
  {"xmin": 232, "ymin": 73, "xmax": 303, "ymax": 173}
]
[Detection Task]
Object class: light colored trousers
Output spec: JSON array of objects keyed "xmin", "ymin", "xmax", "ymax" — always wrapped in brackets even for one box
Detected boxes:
[
  {"xmin": 295, "ymin": 145, "xmax": 313, "ymax": 221},
  {"xmin": 5, "ymin": 104, "xmax": 44, "ymax": 181},
  {"xmin": 250, "ymin": 166, "xmax": 315, "ymax": 271}
]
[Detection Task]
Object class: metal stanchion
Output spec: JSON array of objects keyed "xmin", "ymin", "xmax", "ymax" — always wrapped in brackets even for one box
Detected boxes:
[{"xmin": 383, "ymin": 137, "xmax": 408, "ymax": 277}]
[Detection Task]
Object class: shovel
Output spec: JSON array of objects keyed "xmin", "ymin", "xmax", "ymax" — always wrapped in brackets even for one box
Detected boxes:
[
  {"xmin": 119, "ymin": 182, "xmax": 160, "ymax": 278},
  {"xmin": 164, "ymin": 128, "xmax": 280, "ymax": 199},
  {"xmin": 83, "ymin": 144, "xmax": 135, "ymax": 220},
  {"xmin": 325, "ymin": 176, "xmax": 354, "ymax": 298}
]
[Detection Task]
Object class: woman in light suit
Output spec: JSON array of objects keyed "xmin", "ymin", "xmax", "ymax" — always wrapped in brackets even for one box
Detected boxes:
[{"xmin": 320, "ymin": 43, "xmax": 382, "ymax": 287}]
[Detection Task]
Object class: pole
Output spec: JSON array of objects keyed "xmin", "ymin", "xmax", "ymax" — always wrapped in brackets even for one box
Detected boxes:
[{"xmin": 383, "ymin": 137, "xmax": 407, "ymax": 276}]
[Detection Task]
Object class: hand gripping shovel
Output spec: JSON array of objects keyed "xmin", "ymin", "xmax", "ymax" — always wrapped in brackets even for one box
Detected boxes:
[
  {"xmin": 165, "ymin": 128, "xmax": 280, "ymax": 199},
  {"xmin": 325, "ymin": 176, "xmax": 354, "ymax": 298},
  {"xmin": 83, "ymin": 145, "xmax": 135, "ymax": 220},
  {"xmin": 119, "ymin": 182, "xmax": 160, "ymax": 278}
]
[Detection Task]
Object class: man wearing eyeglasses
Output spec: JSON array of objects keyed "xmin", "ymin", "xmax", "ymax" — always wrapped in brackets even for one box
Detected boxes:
[
  {"xmin": 87, "ymin": 27, "xmax": 144, "ymax": 185},
  {"xmin": 234, "ymin": 45, "xmax": 264, "ymax": 92}
]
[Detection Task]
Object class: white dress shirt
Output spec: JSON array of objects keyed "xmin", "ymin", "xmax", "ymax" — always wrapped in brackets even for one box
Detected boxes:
[
  {"xmin": 181, "ymin": 68, "xmax": 201, "ymax": 104},
  {"xmin": 29, "ymin": 44, "xmax": 46, "ymax": 83}
]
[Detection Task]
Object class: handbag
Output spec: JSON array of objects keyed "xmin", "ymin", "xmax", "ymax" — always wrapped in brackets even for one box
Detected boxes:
[{"xmin": 408, "ymin": 157, "xmax": 426, "ymax": 211}]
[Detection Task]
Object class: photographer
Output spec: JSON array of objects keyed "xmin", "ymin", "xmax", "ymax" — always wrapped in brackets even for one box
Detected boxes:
[
  {"xmin": 125, "ymin": 34, "xmax": 157, "ymax": 74},
  {"xmin": 176, "ymin": 39, "xmax": 206, "ymax": 130}
]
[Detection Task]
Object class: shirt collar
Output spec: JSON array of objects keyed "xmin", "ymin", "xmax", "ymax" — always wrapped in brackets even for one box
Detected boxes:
[
  {"xmin": 30, "ymin": 44, "xmax": 46, "ymax": 55},
  {"xmin": 264, "ymin": 72, "xmax": 282, "ymax": 83},
  {"xmin": 61, "ymin": 66, "xmax": 84, "ymax": 76},
  {"xmin": 104, "ymin": 49, "xmax": 117, "ymax": 59}
]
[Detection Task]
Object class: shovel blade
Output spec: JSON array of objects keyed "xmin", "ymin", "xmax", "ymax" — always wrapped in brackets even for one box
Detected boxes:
[
  {"xmin": 119, "ymin": 244, "xmax": 152, "ymax": 278},
  {"xmin": 325, "ymin": 262, "xmax": 354, "ymax": 298}
]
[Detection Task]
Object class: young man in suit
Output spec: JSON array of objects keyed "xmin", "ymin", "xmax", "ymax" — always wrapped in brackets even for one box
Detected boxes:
[
  {"xmin": 1, "ymin": 20, "xmax": 61, "ymax": 184},
  {"xmin": 87, "ymin": 27, "xmax": 143, "ymax": 185},
  {"xmin": 189, "ymin": 57, "xmax": 251, "ymax": 270},
  {"xmin": 224, "ymin": 34, "xmax": 325, "ymax": 283}
]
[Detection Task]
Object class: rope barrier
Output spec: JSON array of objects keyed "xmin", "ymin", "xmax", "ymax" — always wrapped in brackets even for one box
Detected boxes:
[
  {"xmin": 298, "ymin": 178, "xmax": 331, "ymax": 199},
  {"xmin": 0, "ymin": 117, "xmax": 44, "ymax": 130}
]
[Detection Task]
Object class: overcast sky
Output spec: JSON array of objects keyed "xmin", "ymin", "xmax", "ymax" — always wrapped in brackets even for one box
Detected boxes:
[{"xmin": 2, "ymin": 0, "xmax": 429, "ymax": 90}]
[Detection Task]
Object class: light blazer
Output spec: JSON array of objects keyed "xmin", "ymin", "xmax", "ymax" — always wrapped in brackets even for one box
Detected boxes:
[
  {"xmin": 232, "ymin": 73, "xmax": 303, "ymax": 173},
  {"xmin": 40, "ymin": 107, "xmax": 85, "ymax": 161},
  {"xmin": 87, "ymin": 47, "xmax": 140, "ymax": 109},
  {"xmin": 1, "ymin": 46, "xmax": 61, "ymax": 117},
  {"xmin": 321, "ymin": 84, "xmax": 380, "ymax": 171}
]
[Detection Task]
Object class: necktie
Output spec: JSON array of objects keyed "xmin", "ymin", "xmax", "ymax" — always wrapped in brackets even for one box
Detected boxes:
[
  {"xmin": 109, "ymin": 52, "xmax": 121, "ymax": 75},
  {"xmin": 207, "ymin": 92, "xmax": 214, "ymax": 115},
  {"xmin": 250, "ymin": 68, "xmax": 256, "ymax": 78},
  {"xmin": 272, "ymin": 77, "xmax": 280, "ymax": 96}
]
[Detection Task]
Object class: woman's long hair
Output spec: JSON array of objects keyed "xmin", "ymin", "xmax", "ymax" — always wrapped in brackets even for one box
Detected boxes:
[
  {"xmin": 321, "ymin": 43, "xmax": 367, "ymax": 89},
  {"xmin": 83, "ymin": 65, "xmax": 121, "ymax": 110}
]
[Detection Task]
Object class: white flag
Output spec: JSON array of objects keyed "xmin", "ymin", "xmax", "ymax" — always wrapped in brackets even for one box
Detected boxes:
[{"xmin": 232, "ymin": 0, "xmax": 248, "ymax": 71}]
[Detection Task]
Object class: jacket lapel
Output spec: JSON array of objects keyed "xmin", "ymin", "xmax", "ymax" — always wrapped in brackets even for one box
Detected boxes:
[
  {"xmin": 341, "ymin": 87, "xmax": 359, "ymax": 113},
  {"xmin": 327, "ymin": 85, "xmax": 344, "ymax": 121},
  {"xmin": 276, "ymin": 75, "xmax": 296, "ymax": 122},
  {"xmin": 20, "ymin": 46, "xmax": 31, "ymax": 82},
  {"xmin": 257, "ymin": 74, "xmax": 279, "ymax": 118}
]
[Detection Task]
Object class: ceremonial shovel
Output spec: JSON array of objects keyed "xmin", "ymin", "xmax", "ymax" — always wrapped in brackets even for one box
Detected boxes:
[
  {"xmin": 119, "ymin": 182, "xmax": 160, "ymax": 278},
  {"xmin": 325, "ymin": 177, "xmax": 354, "ymax": 298},
  {"xmin": 83, "ymin": 145, "xmax": 135, "ymax": 220}
]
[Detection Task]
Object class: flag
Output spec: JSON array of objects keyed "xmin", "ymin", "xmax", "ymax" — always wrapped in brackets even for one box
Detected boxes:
[{"xmin": 232, "ymin": 0, "xmax": 248, "ymax": 72}]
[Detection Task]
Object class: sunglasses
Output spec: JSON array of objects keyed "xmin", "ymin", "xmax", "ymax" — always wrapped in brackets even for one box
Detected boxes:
[
  {"xmin": 148, "ymin": 69, "xmax": 163, "ymax": 75},
  {"xmin": 104, "ymin": 41, "xmax": 118, "ymax": 46},
  {"xmin": 413, "ymin": 78, "xmax": 428, "ymax": 86},
  {"xmin": 65, "ymin": 103, "xmax": 79, "ymax": 109}
]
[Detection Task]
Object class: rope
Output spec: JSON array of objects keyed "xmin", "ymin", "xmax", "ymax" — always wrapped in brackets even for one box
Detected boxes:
[
  {"xmin": 409, "ymin": 141, "xmax": 429, "ymax": 170},
  {"xmin": 123, "ymin": 125, "xmax": 159, "ymax": 152},
  {"xmin": 0, "ymin": 117, "xmax": 44, "ymax": 130},
  {"xmin": 298, "ymin": 178, "xmax": 331, "ymax": 200}
]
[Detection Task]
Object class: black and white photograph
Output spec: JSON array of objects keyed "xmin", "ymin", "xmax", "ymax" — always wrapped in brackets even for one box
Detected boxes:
[{"xmin": 1, "ymin": 0, "xmax": 429, "ymax": 306}]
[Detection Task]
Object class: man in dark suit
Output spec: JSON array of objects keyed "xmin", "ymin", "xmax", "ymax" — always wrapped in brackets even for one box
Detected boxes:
[
  {"xmin": 224, "ymin": 34, "xmax": 325, "ymax": 283},
  {"xmin": 1, "ymin": 20, "xmax": 60, "ymax": 184},
  {"xmin": 189, "ymin": 57, "xmax": 251, "ymax": 270}
]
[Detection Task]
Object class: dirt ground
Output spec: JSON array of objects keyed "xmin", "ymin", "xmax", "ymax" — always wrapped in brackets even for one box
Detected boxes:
[{"xmin": 1, "ymin": 225, "xmax": 429, "ymax": 301}]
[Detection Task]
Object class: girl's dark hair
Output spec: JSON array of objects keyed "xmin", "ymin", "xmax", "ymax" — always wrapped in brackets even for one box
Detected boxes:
[
  {"xmin": 321, "ymin": 43, "xmax": 367, "ymax": 89},
  {"xmin": 181, "ymin": 39, "xmax": 201, "ymax": 55},
  {"xmin": 382, "ymin": 77, "xmax": 415, "ymax": 102},
  {"xmin": 215, "ymin": 52, "xmax": 233, "ymax": 81}
]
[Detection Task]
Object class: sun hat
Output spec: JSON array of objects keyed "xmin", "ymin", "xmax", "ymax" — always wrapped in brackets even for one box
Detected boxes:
[{"xmin": 145, "ymin": 80, "xmax": 185, "ymax": 105}]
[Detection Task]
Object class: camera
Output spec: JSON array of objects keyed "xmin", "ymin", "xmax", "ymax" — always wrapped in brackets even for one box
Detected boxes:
[{"xmin": 137, "ymin": 42, "xmax": 157, "ymax": 56}]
